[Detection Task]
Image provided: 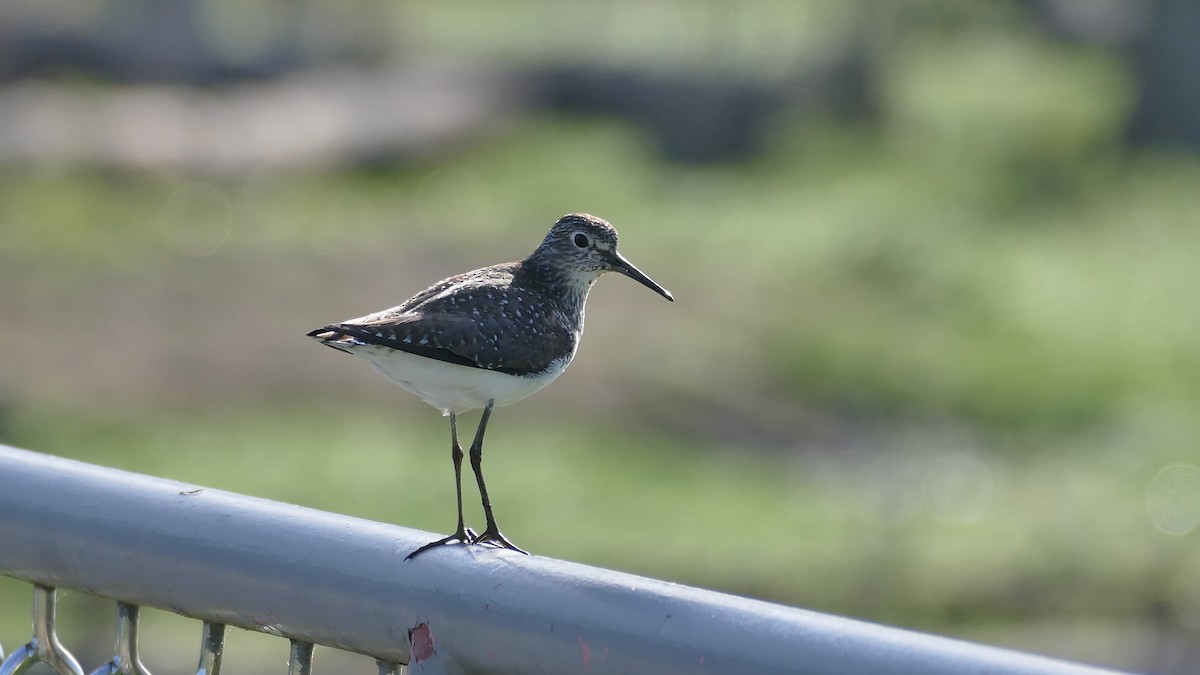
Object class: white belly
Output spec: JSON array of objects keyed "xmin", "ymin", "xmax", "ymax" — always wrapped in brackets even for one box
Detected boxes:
[{"xmin": 351, "ymin": 345, "xmax": 570, "ymax": 415}]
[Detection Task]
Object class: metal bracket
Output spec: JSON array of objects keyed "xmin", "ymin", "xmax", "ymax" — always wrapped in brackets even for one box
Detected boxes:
[
  {"xmin": 90, "ymin": 602, "xmax": 152, "ymax": 675},
  {"xmin": 0, "ymin": 585, "xmax": 85, "ymax": 675}
]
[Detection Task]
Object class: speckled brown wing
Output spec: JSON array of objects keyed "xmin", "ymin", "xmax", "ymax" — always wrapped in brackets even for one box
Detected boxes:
[
  {"xmin": 363, "ymin": 264, "xmax": 516, "ymax": 321},
  {"xmin": 309, "ymin": 263, "xmax": 577, "ymax": 376}
]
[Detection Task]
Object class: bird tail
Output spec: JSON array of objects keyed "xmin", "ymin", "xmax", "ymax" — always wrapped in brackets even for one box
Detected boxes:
[{"xmin": 306, "ymin": 325, "xmax": 360, "ymax": 353}]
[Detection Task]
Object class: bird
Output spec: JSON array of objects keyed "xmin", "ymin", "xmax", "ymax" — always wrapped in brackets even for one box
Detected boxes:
[{"xmin": 307, "ymin": 213, "xmax": 673, "ymax": 559}]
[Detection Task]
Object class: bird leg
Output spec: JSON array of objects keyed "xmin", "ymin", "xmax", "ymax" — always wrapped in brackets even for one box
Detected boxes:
[
  {"xmin": 405, "ymin": 413, "xmax": 476, "ymax": 560},
  {"xmin": 468, "ymin": 399, "xmax": 528, "ymax": 554}
]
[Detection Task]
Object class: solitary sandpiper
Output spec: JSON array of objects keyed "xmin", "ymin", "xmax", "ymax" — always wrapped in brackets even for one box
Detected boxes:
[{"xmin": 308, "ymin": 213, "xmax": 673, "ymax": 559}]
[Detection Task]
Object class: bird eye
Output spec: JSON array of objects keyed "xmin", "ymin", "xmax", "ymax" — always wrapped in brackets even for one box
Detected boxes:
[{"xmin": 573, "ymin": 233, "xmax": 589, "ymax": 248}]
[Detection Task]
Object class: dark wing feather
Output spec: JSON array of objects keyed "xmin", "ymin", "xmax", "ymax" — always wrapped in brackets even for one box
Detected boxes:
[
  {"xmin": 308, "ymin": 262, "xmax": 576, "ymax": 376},
  {"xmin": 307, "ymin": 321, "xmax": 488, "ymax": 370}
]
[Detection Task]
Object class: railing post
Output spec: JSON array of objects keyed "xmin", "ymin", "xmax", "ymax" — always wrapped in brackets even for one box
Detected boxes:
[
  {"xmin": 194, "ymin": 622, "xmax": 226, "ymax": 675},
  {"xmin": 375, "ymin": 658, "xmax": 404, "ymax": 675},
  {"xmin": 287, "ymin": 640, "xmax": 314, "ymax": 675}
]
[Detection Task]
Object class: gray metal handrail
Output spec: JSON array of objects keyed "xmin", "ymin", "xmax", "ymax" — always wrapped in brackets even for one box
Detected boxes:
[{"xmin": 0, "ymin": 444, "xmax": 1128, "ymax": 674}]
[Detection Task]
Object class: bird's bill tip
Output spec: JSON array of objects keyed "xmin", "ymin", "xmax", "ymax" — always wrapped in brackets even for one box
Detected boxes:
[{"xmin": 611, "ymin": 251, "xmax": 674, "ymax": 302}]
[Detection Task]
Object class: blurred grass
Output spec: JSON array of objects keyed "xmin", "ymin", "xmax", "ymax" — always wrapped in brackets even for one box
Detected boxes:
[
  {"xmin": 3, "ymin": 9, "xmax": 1200, "ymax": 672},
  {"xmin": 399, "ymin": 1, "xmax": 863, "ymax": 78}
]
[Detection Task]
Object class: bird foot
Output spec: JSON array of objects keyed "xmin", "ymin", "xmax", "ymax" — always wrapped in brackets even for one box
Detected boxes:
[
  {"xmin": 471, "ymin": 527, "xmax": 528, "ymax": 555},
  {"xmin": 405, "ymin": 526, "xmax": 477, "ymax": 560}
]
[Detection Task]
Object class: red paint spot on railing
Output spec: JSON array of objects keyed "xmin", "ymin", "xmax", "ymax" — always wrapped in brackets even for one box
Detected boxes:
[
  {"xmin": 409, "ymin": 623, "xmax": 436, "ymax": 664},
  {"xmin": 577, "ymin": 635, "xmax": 591, "ymax": 672}
]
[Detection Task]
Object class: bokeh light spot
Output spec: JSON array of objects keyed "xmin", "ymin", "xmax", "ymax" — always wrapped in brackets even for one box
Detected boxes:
[{"xmin": 1146, "ymin": 463, "xmax": 1200, "ymax": 536}]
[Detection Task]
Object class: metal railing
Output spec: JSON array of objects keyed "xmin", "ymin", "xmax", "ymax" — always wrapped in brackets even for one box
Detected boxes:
[{"xmin": 0, "ymin": 444, "xmax": 1128, "ymax": 674}]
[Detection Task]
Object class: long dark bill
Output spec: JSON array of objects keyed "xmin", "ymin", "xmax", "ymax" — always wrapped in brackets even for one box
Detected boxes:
[{"xmin": 610, "ymin": 250, "xmax": 674, "ymax": 302}]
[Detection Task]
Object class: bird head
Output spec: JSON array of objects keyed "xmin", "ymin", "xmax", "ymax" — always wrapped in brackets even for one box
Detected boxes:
[{"xmin": 534, "ymin": 213, "xmax": 674, "ymax": 302}]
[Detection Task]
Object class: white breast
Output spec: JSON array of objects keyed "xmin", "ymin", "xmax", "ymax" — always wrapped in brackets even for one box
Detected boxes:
[{"xmin": 350, "ymin": 345, "xmax": 573, "ymax": 415}]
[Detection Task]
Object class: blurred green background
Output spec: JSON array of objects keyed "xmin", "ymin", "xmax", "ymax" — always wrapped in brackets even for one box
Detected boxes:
[{"xmin": 3, "ymin": 0, "xmax": 1200, "ymax": 673}]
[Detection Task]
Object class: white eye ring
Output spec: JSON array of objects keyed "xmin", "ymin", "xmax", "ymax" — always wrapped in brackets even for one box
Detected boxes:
[{"xmin": 573, "ymin": 232, "xmax": 589, "ymax": 248}]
